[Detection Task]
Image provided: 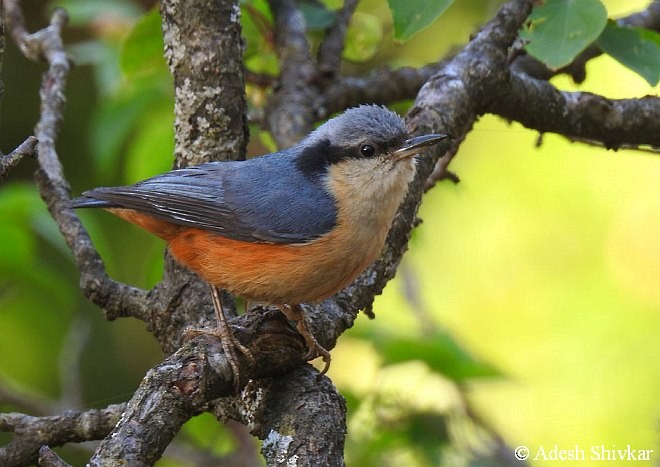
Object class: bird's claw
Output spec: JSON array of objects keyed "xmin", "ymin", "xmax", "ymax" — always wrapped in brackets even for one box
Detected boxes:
[
  {"xmin": 303, "ymin": 340, "xmax": 331, "ymax": 375},
  {"xmin": 279, "ymin": 304, "xmax": 332, "ymax": 374}
]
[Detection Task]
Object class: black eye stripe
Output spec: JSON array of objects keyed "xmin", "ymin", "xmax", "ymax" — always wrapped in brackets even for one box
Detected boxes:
[
  {"xmin": 297, "ymin": 139, "xmax": 352, "ymax": 175},
  {"xmin": 296, "ymin": 138, "xmax": 400, "ymax": 176}
]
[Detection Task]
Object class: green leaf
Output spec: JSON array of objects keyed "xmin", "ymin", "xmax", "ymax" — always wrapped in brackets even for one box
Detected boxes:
[
  {"xmin": 388, "ymin": 0, "xmax": 454, "ymax": 43},
  {"xmin": 241, "ymin": 0, "xmax": 273, "ymax": 59},
  {"xmin": 374, "ymin": 332, "xmax": 502, "ymax": 382},
  {"xmin": 0, "ymin": 183, "xmax": 74, "ymax": 309},
  {"xmin": 256, "ymin": 128, "xmax": 277, "ymax": 153},
  {"xmin": 47, "ymin": 0, "xmax": 141, "ymax": 26},
  {"xmin": 299, "ymin": 0, "xmax": 337, "ymax": 31},
  {"xmin": 597, "ymin": 20, "xmax": 660, "ymax": 86},
  {"xmin": 0, "ymin": 183, "xmax": 43, "ymax": 223},
  {"xmin": 0, "ymin": 288, "xmax": 73, "ymax": 392},
  {"xmin": 120, "ymin": 7, "xmax": 167, "ymax": 78},
  {"xmin": 123, "ymin": 106, "xmax": 174, "ymax": 183},
  {"xmin": 521, "ymin": 0, "xmax": 608, "ymax": 69},
  {"xmin": 179, "ymin": 412, "xmax": 235, "ymax": 455},
  {"xmin": 0, "ymin": 223, "xmax": 36, "ymax": 272},
  {"xmin": 343, "ymin": 12, "xmax": 383, "ymax": 63},
  {"xmin": 90, "ymin": 86, "xmax": 165, "ymax": 175},
  {"xmin": 66, "ymin": 40, "xmax": 123, "ymax": 96}
]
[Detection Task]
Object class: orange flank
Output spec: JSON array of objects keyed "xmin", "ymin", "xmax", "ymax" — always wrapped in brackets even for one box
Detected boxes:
[
  {"xmin": 106, "ymin": 208, "xmax": 381, "ymax": 305},
  {"xmin": 106, "ymin": 208, "xmax": 182, "ymax": 240}
]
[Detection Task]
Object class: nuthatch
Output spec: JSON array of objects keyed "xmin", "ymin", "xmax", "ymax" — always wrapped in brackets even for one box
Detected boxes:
[{"xmin": 72, "ymin": 105, "xmax": 446, "ymax": 383}]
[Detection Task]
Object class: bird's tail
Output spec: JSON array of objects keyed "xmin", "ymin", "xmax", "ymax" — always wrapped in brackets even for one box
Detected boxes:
[{"xmin": 69, "ymin": 196, "xmax": 115, "ymax": 209}]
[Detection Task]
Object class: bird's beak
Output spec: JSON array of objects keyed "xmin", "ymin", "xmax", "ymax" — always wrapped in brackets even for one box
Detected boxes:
[{"xmin": 392, "ymin": 134, "xmax": 447, "ymax": 160}]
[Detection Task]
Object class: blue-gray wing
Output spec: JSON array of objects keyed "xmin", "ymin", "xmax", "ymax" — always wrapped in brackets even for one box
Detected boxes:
[{"xmin": 71, "ymin": 153, "xmax": 337, "ymax": 244}]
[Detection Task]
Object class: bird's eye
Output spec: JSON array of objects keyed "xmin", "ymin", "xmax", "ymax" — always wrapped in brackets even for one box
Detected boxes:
[{"xmin": 360, "ymin": 144, "xmax": 376, "ymax": 157}]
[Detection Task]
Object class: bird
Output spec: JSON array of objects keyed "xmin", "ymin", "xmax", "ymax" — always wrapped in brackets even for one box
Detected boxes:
[{"xmin": 71, "ymin": 105, "xmax": 446, "ymax": 385}]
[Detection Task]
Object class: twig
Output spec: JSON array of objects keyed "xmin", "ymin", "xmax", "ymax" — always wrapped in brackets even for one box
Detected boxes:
[
  {"xmin": 0, "ymin": 135, "xmax": 37, "ymax": 182},
  {"xmin": 317, "ymin": 0, "xmax": 360, "ymax": 77},
  {"xmin": 245, "ymin": 69, "xmax": 277, "ymax": 87},
  {"xmin": 0, "ymin": 375, "xmax": 54, "ymax": 416},
  {"xmin": 4, "ymin": 0, "xmax": 152, "ymax": 323},
  {"xmin": 57, "ymin": 316, "xmax": 92, "ymax": 410},
  {"xmin": 38, "ymin": 446, "xmax": 72, "ymax": 467}
]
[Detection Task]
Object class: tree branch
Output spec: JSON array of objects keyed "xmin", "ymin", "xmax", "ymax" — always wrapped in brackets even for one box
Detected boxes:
[
  {"xmin": 0, "ymin": 405, "xmax": 124, "ymax": 466},
  {"xmin": 85, "ymin": 1, "xmax": 254, "ymax": 460},
  {"xmin": 404, "ymin": 0, "xmax": 535, "ymax": 199},
  {"xmin": 160, "ymin": 0, "xmax": 248, "ymax": 167},
  {"xmin": 147, "ymin": 0, "xmax": 250, "ymax": 351},
  {"xmin": 489, "ymin": 71, "xmax": 660, "ymax": 149},
  {"xmin": 265, "ymin": 0, "xmax": 318, "ymax": 147},
  {"xmin": 249, "ymin": 366, "xmax": 346, "ymax": 466},
  {"xmin": 316, "ymin": 62, "xmax": 445, "ymax": 118},
  {"xmin": 90, "ymin": 307, "xmax": 345, "ymax": 465},
  {"xmin": 315, "ymin": 0, "xmax": 660, "ymax": 149},
  {"xmin": 89, "ymin": 341, "xmax": 228, "ymax": 465}
]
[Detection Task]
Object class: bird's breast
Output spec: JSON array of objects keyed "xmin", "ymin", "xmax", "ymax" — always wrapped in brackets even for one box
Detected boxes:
[{"xmin": 167, "ymin": 221, "xmax": 387, "ymax": 304}]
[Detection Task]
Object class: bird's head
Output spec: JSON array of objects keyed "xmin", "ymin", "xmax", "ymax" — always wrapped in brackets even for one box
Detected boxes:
[
  {"xmin": 298, "ymin": 105, "xmax": 446, "ymax": 177},
  {"xmin": 296, "ymin": 105, "xmax": 446, "ymax": 192}
]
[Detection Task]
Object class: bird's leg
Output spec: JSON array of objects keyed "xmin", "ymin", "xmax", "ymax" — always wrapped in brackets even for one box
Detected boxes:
[
  {"xmin": 279, "ymin": 304, "xmax": 331, "ymax": 374},
  {"xmin": 186, "ymin": 286, "xmax": 254, "ymax": 392},
  {"xmin": 210, "ymin": 286, "xmax": 255, "ymax": 387}
]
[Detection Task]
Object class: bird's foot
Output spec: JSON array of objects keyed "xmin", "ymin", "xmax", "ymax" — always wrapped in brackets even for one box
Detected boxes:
[
  {"xmin": 184, "ymin": 286, "xmax": 255, "ymax": 393},
  {"xmin": 279, "ymin": 304, "xmax": 331, "ymax": 374}
]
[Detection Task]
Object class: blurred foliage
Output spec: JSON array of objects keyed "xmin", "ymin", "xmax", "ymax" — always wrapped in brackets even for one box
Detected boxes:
[
  {"xmin": 387, "ymin": 0, "xmax": 454, "ymax": 42},
  {"xmin": 1, "ymin": 0, "xmax": 659, "ymax": 466},
  {"xmin": 597, "ymin": 20, "xmax": 660, "ymax": 86},
  {"xmin": 521, "ymin": 0, "xmax": 660, "ymax": 85}
]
